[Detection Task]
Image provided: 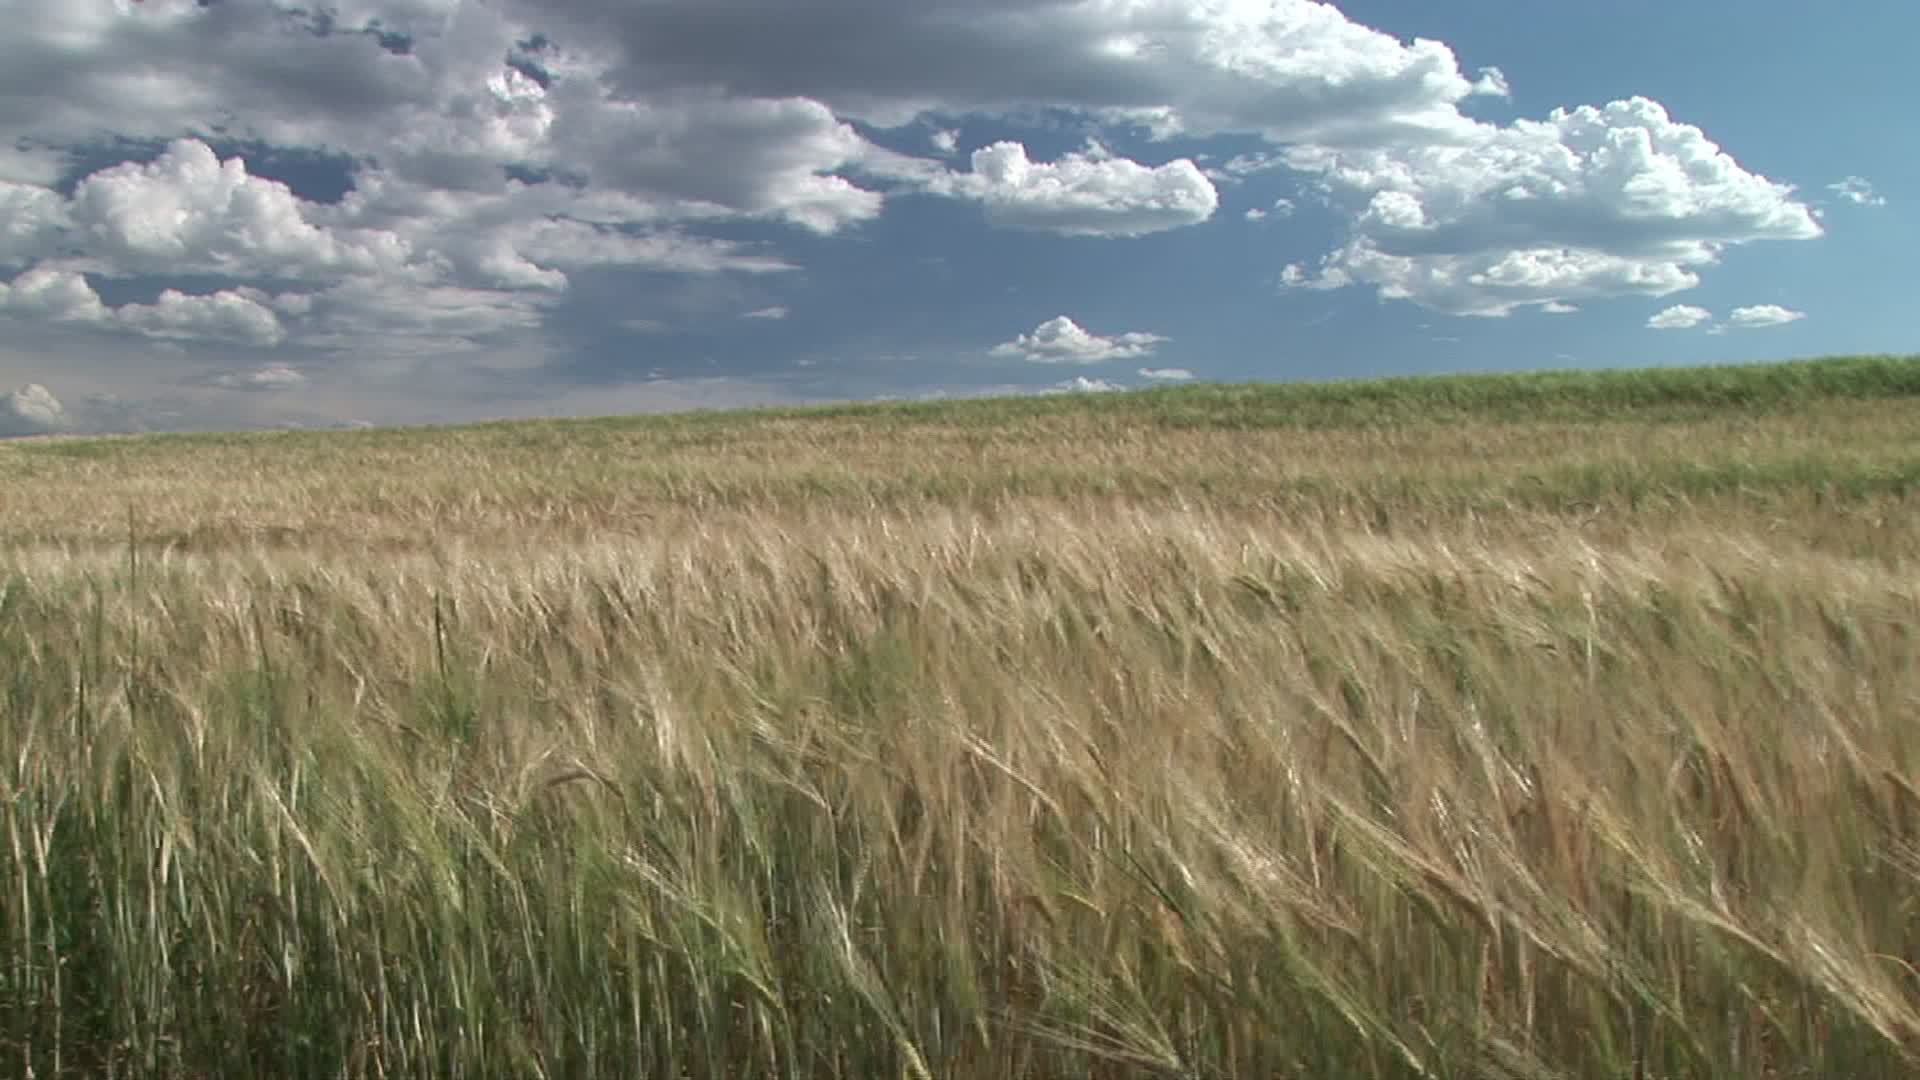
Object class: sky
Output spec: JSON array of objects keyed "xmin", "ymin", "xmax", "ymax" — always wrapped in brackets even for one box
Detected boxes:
[{"xmin": 1, "ymin": 0, "xmax": 1913, "ymax": 436}]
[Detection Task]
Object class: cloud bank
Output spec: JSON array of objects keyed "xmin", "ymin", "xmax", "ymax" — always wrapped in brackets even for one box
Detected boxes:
[
  {"xmin": 0, "ymin": 0, "xmax": 1837, "ymax": 431},
  {"xmin": 1283, "ymin": 98, "xmax": 1820, "ymax": 315}
]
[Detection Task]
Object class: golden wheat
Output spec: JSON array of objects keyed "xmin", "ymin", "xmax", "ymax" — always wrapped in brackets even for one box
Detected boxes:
[{"xmin": 2, "ymin": 368, "xmax": 1918, "ymax": 1077}]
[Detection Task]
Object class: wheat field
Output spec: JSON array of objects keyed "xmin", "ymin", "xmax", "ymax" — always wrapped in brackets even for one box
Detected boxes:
[{"xmin": 3, "ymin": 356, "xmax": 1919, "ymax": 1077}]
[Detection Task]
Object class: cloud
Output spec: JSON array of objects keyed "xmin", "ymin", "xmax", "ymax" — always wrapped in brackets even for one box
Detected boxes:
[
  {"xmin": 0, "ymin": 3, "xmax": 425, "ymax": 146},
  {"xmin": 65, "ymin": 139, "xmax": 410, "ymax": 280},
  {"xmin": 115, "ymin": 288, "xmax": 288, "ymax": 347},
  {"xmin": 0, "ymin": 147, "xmax": 796, "ymax": 360},
  {"xmin": 1726, "ymin": 304, "xmax": 1805, "ymax": 328},
  {"xmin": 338, "ymin": 172, "xmax": 797, "ymax": 277},
  {"xmin": 0, "ymin": 0, "xmax": 1839, "ymax": 428},
  {"xmin": 1540, "ymin": 301, "xmax": 1578, "ymax": 314},
  {"xmin": 1243, "ymin": 196, "xmax": 1296, "ymax": 223},
  {"xmin": 991, "ymin": 316, "xmax": 1167, "ymax": 363},
  {"xmin": 0, "ymin": 265, "xmax": 305, "ymax": 346},
  {"xmin": 1827, "ymin": 176, "xmax": 1885, "ymax": 207},
  {"xmin": 0, "ymin": 267, "xmax": 112, "ymax": 325},
  {"xmin": 0, "ymin": 145, "xmax": 63, "ymax": 187},
  {"xmin": 0, "ymin": 383, "xmax": 67, "ymax": 437},
  {"xmin": 1138, "ymin": 367, "xmax": 1194, "ymax": 381},
  {"xmin": 551, "ymin": 92, "xmax": 885, "ymax": 234},
  {"xmin": 1285, "ymin": 97, "xmax": 1822, "ymax": 314},
  {"xmin": 0, "ymin": 7, "xmax": 854, "ymax": 374},
  {"xmin": 0, "ymin": 181, "xmax": 71, "ymax": 267},
  {"xmin": 209, "ymin": 364, "xmax": 309, "ymax": 391},
  {"xmin": 0, "ymin": 266, "xmax": 540, "ymax": 361},
  {"xmin": 1205, "ymin": 151, "xmax": 1286, "ymax": 183},
  {"xmin": 1053, "ymin": 376, "xmax": 1126, "ymax": 393},
  {"xmin": 740, "ymin": 306, "xmax": 790, "ymax": 320},
  {"xmin": 295, "ymin": 278, "xmax": 551, "ymax": 356},
  {"xmin": 1472, "ymin": 66, "xmax": 1511, "ymax": 98},
  {"xmin": 1647, "ymin": 304, "xmax": 1712, "ymax": 330},
  {"xmin": 3, "ymin": 4, "xmax": 899, "ymax": 236},
  {"xmin": 1280, "ymin": 262, "xmax": 1341, "ymax": 291},
  {"xmin": 928, "ymin": 141, "xmax": 1218, "ymax": 237},
  {"xmin": 513, "ymin": 0, "xmax": 1499, "ymax": 144}
]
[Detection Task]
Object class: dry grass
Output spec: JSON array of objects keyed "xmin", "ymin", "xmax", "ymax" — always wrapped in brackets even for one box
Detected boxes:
[{"xmin": 3, "ymin": 357, "xmax": 1919, "ymax": 1077}]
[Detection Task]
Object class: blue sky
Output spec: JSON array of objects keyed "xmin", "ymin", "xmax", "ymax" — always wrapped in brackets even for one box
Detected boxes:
[{"xmin": 0, "ymin": 0, "xmax": 1910, "ymax": 435}]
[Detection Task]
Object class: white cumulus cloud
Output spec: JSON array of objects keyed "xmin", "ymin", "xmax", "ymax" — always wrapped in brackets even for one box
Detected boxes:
[
  {"xmin": 1138, "ymin": 367, "xmax": 1194, "ymax": 381},
  {"xmin": 115, "ymin": 288, "xmax": 288, "ymax": 347},
  {"xmin": 1727, "ymin": 304, "xmax": 1805, "ymax": 328},
  {"xmin": 0, "ymin": 181, "xmax": 71, "ymax": 268},
  {"xmin": 0, "ymin": 266, "xmax": 317, "ymax": 347},
  {"xmin": 0, "ymin": 267, "xmax": 112, "ymax": 325},
  {"xmin": 991, "ymin": 316, "xmax": 1167, "ymax": 363},
  {"xmin": 1647, "ymin": 304, "xmax": 1712, "ymax": 330},
  {"xmin": 552, "ymin": 93, "xmax": 884, "ymax": 234},
  {"xmin": 66, "ymin": 140, "xmax": 409, "ymax": 280},
  {"xmin": 0, "ymin": 149, "xmax": 796, "ymax": 359},
  {"xmin": 1286, "ymin": 97, "xmax": 1821, "ymax": 315},
  {"xmin": 932, "ymin": 141, "xmax": 1218, "ymax": 237},
  {"xmin": 0, "ymin": 383, "xmax": 68, "ymax": 437}
]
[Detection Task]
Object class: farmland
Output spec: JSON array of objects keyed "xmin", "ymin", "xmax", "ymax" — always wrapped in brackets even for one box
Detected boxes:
[{"xmin": 3, "ymin": 354, "xmax": 1919, "ymax": 1077}]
